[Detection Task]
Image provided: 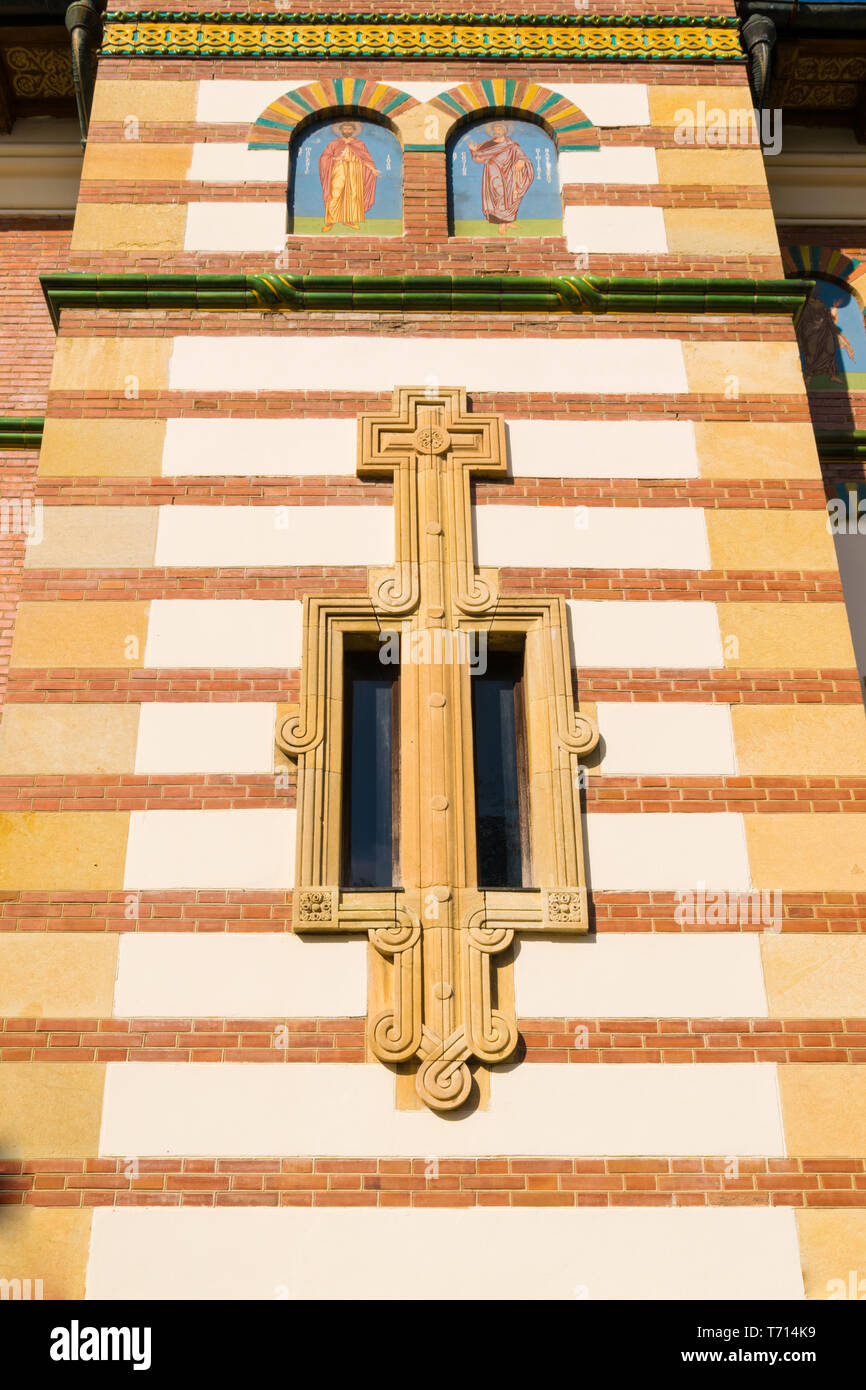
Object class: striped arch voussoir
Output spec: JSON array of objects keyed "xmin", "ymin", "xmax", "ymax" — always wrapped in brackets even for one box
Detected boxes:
[
  {"xmin": 248, "ymin": 78, "xmax": 419, "ymax": 150},
  {"xmin": 430, "ymin": 80, "xmax": 599, "ymax": 151},
  {"xmin": 783, "ymin": 245, "xmax": 866, "ymax": 299}
]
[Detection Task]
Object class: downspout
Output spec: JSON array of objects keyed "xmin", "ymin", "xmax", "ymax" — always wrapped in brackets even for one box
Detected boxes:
[
  {"xmin": 741, "ymin": 13, "xmax": 778, "ymax": 111},
  {"xmin": 66, "ymin": 0, "xmax": 106, "ymax": 147}
]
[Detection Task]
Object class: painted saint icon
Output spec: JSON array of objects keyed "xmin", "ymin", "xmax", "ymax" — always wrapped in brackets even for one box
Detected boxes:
[
  {"xmin": 291, "ymin": 117, "xmax": 403, "ymax": 237},
  {"xmin": 468, "ymin": 122, "xmax": 534, "ymax": 233},
  {"xmin": 450, "ymin": 118, "xmax": 562, "ymax": 238},
  {"xmin": 795, "ymin": 282, "xmax": 866, "ymax": 389},
  {"xmin": 319, "ymin": 121, "xmax": 379, "ymax": 232}
]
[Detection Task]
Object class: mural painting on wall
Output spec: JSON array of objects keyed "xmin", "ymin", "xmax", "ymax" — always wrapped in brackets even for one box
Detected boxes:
[
  {"xmin": 450, "ymin": 118, "xmax": 562, "ymax": 237},
  {"xmin": 785, "ymin": 247, "xmax": 866, "ymax": 390},
  {"xmin": 292, "ymin": 117, "xmax": 403, "ymax": 235}
]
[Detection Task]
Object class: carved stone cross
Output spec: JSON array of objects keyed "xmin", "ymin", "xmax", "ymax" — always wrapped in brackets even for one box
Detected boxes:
[{"xmin": 278, "ymin": 386, "xmax": 598, "ymax": 1112}]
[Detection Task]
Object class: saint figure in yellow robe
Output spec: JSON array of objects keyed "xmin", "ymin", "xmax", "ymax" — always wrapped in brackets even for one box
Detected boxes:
[{"xmin": 319, "ymin": 121, "xmax": 380, "ymax": 232}]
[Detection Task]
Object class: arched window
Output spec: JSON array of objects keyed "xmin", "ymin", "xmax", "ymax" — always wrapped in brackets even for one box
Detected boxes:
[
  {"xmin": 448, "ymin": 116, "xmax": 561, "ymax": 238},
  {"xmin": 290, "ymin": 115, "xmax": 403, "ymax": 237}
]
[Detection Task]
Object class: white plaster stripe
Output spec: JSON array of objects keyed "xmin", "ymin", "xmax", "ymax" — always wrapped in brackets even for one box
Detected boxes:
[
  {"xmin": 567, "ymin": 599, "xmax": 724, "ymax": 668},
  {"xmin": 516, "ymin": 935, "xmax": 767, "ymax": 1018},
  {"xmin": 596, "ymin": 702, "xmax": 737, "ymax": 774},
  {"xmin": 193, "ymin": 79, "xmax": 650, "ymax": 130},
  {"xmin": 153, "ymin": 505, "xmax": 393, "ymax": 567},
  {"xmin": 123, "ymin": 809, "xmax": 296, "ymax": 890},
  {"xmin": 195, "ymin": 79, "xmax": 316, "ymax": 123},
  {"xmin": 134, "ymin": 703, "xmax": 277, "ymax": 775},
  {"xmin": 183, "ymin": 201, "xmax": 286, "ymax": 251},
  {"xmin": 475, "ymin": 505, "xmax": 710, "ymax": 570},
  {"xmin": 559, "ymin": 146, "xmax": 659, "ymax": 186},
  {"xmin": 143, "ymin": 599, "xmax": 302, "ymax": 668},
  {"xmin": 97, "ymin": 1061, "xmax": 785, "ymax": 1157},
  {"xmin": 187, "ymin": 142, "xmax": 288, "ymax": 182},
  {"xmin": 161, "ymin": 417, "xmax": 699, "ymax": 479},
  {"xmin": 168, "ymin": 337, "xmax": 689, "ymax": 395},
  {"xmin": 585, "ymin": 812, "xmax": 752, "ymax": 891},
  {"xmin": 86, "ymin": 1206, "xmax": 804, "ymax": 1301},
  {"xmin": 564, "ymin": 204, "xmax": 668, "ymax": 254},
  {"xmin": 555, "ymin": 83, "xmax": 650, "ymax": 129},
  {"xmin": 507, "ymin": 418, "xmax": 699, "ymax": 479},
  {"xmin": 162, "ymin": 417, "xmax": 357, "ymax": 476},
  {"xmin": 113, "ymin": 933, "xmax": 367, "ymax": 1018}
]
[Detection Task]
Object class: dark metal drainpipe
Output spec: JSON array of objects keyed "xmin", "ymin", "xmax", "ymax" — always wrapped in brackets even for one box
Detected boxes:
[{"xmin": 66, "ymin": 0, "xmax": 106, "ymax": 147}]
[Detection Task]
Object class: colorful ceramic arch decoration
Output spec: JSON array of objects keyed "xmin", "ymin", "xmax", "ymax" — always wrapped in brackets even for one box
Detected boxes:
[
  {"xmin": 248, "ymin": 78, "xmax": 418, "ymax": 150},
  {"xmin": 430, "ymin": 81, "xmax": 599, "ymax": 152},
  {"xmin": 784, "ymin": 246, "xmax": 866, "ymax": 391}
]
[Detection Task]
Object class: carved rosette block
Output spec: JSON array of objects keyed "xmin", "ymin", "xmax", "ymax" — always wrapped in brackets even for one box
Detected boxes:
[{"xmin": 544, "ymin": 889, "xmax": 589, "ymax": 931}]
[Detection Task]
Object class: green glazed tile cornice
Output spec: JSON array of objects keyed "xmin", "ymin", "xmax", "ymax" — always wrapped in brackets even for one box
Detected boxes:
[
  {"xmin": 41, "ymin": 273, "xmax": 814, "ymax": 327},
  {"xmin": 101, "ymin": 12, "xmax": 744, "ymax": 61},
  {"xmin": 0, "ymin": 417, "xmax": 45, "ymax": 450},
  {"xmin": 816, "ymin": 431, "xmax": 866, "ymax": 463}
]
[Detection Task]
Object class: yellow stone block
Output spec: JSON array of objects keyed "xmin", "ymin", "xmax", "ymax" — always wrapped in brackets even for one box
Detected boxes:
[
  {"xmin": 0, "ymin": 934, "xmax": 119, "ymax": 1016},
  {"xmin": 649, "ymin": 85, "xmax": 759, "ymax": 126},
  {"xmin": 0, "ymin": 812, "xmax": 130, "ymax": 890},
  {"xmin": 796, "ymin": 1212, "xmax": 866, "ymax": 1301},
  {"xmin": 10, "ymin": 601, "xmax": 149, "ymax": 668},
  {"xmin": 50, "ymin": 337, "xmax": 171, "ymax": 393},
  {"xmin": 762, "ymin": 936, "xmax": 866, "ymax": 1017},
  {"xmin": 0, "ymin": 704, "xmax": 139, "ymax": 774},
  {"xmin": 779, "ymin": 1064, "xmax": 866, "ymax": 1156},
  {"xmin": 0, "ymin": 1063, "xmax": 106, "ymax": 1158},
  {"xmin": 656, "ymin": 148, "xmax": 767, "ymax": 186},
  {"xmin": 706, "ymin": 510, "xmax": 837, "ymax": 571},
  {"xmin": 684, "ymin": 341, "xmax": 806, "ymax": 396},
  {"xmin": 24, "ymin": 506, "xmax": 158, "ymax": 570},
  {"xmin": 716, "ymin": 601, "xmax": 856, "ymax": 668},
  {"xmin": 665, "ymin": 207, "xmax": 779, "ymax": 256},
  {"xmin": 393, "ymin": 102, "xmax": 448, "ymax": 147},
  {"xmin": 39, "ymin": 417, "xmax": 166, "ymax": 478},
  {"xmin": 90, "ymin": 79, "xmax": 198, "ymax": 122},
  {"xmin": 71, "ymin": 203, "xmax": 186, "ymax": 252},
  {"xmin": 732, "ymin": 705, "xmax": 866, "ymax": 775},
  {"xmin": 0, "ymin": 1209, "xmax": 93, "ymax": 1300},
  {"xmin": 82, "ymin": 141, "xmax": 193, "ymax": 181},
  {"xmin": 695, "ymin": 423, "xmax": 821, "ymax": 480},
  {"xmin": 744, "ymin": 814, "xmax": 866, "ymax": 891}
]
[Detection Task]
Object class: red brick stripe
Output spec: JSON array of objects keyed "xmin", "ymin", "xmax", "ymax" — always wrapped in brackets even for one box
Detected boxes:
[
  {"xmin": 16, "ymin": 571, "xmax": 845, "ymax": 602},
  {"xmin": 35, "ymin": 476, "xmax": 828, "ymax": 509},
  {"xmin": 2, "ymin": 1155, "xmax": 864, "ymax": 1209},
  {"xmin": 2, "ymin": 1017, "xmax": 864, "ymax": 1064},
  {"xmin": 1, "ymin": 890, "xmax": 863, "ymax": 932},
  {"xmin": 1, "ymin": 774, "xmax": 863, "ymax": 815}
]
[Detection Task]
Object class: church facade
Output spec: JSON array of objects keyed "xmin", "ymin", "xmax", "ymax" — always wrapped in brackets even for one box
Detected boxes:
[{"xmin": 0, "ymin": 3, "xmax": 865, "ymax": 1300}]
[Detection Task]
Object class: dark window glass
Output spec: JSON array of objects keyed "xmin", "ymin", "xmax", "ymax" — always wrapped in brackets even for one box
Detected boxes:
[
  {"xmin": 471, "ymin": 651, "xmax": 530, "ymax": 888},
  {"xmin": 342, "ymin": 651, "xmax": 399, "ymax": 888}
]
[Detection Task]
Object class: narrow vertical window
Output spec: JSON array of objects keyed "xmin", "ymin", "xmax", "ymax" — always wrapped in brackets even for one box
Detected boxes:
[
  {"xmin": 471, "ymin": 649, "xmax": 531, "ymax": 888},
  {"xmin": 342, "ymin": 650, "xmax": 399, "ymax": 888}
]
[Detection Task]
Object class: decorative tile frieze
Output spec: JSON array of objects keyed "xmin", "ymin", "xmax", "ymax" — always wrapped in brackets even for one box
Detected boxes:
[{"xmin": 102, "ymin": 13, "xmax": 744, "ymax": 63}]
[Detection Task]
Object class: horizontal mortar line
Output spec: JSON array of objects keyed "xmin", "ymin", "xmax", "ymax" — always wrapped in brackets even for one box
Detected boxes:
[
  {"xmin": 74, "ymin": 184, "xmax": 771, "ymax": 204},
  {"xmin": 81, "ymin": 127, "xmax": 758, "ymax": 148},
  {"xmin": 44, "ymin": 398, "xmax": 815, "ymax": 418},
  {"xmin": 31, "ymin": 490, "xmax": 833, "ymax": 511},
  {"xmin": 17, "ymin": 570, "xmax": 847, "ymax": 588},
  {"xmin": 1, "ymin": 774, "xmax": 862, "ymax": 788}
]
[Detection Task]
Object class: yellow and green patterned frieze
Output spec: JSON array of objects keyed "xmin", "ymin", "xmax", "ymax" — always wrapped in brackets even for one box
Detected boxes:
[{"xmin": 102, "ymin": 12, "xmax": 745, "ymax": 62}]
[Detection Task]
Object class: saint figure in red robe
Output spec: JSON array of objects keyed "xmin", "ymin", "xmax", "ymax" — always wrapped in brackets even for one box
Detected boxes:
[
  {"xmin": 318, "ymin": 121, "xmax": 379, "ymax": 232},
  {"xmin": 468, "ymin": 122, "xmax": 534, "ymax": 234}
]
